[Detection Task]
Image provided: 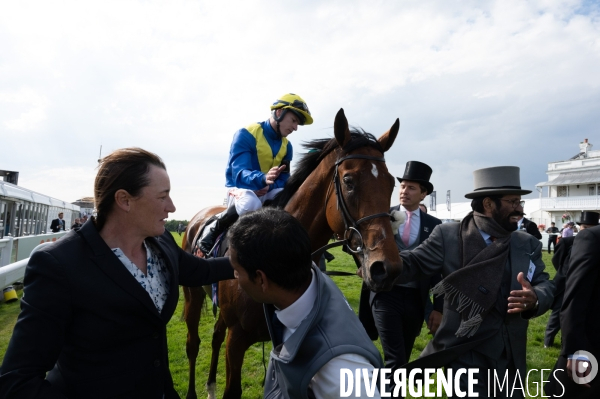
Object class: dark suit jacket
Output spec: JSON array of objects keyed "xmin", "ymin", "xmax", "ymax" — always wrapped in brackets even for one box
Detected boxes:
[
  {"xmin": 0, "ymin": 221, "xmax": 233, "ymax": 399},
  {"xmin": 50, "ymin": 218, "xmax": 65, "ymax": 233},
  {"xmin": 561, "ymin": 225, "xmax": 600, "ymax": 358},
  {"xmin": 387, "ymin": 204, "xmax": 444, "ymax": 312},
  {"xmin": 551, "ymin": 236, "xmax": 574, "ymax": 308},
  {"xmin": 523, "ymin": 217, "xmax": 542, "ymax": 239}
]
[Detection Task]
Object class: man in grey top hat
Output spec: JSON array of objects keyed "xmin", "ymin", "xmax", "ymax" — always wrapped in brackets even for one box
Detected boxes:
[{"xmin": 396, "ymin": 166, "xmax": 554, "ymax": 399}]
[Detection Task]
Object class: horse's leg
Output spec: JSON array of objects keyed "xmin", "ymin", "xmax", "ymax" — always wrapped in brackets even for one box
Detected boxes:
[
  {"xmin": 206, "ymin": 311, "xmax": 227, "ymax": 399},
  {"xmin": 223, "ymin": 324, "xmax": 254, "ymax": 399},
  {"xmin": 184, "ymin": 286, "xmax": 206, "ymax": 399}
]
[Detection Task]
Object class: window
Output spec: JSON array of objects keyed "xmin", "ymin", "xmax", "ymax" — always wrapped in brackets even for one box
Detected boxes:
[
  {"xmin": 557, "ymin": 186, "xmax": 568, "ymax": 197},
  {"xmin": 590, "ymin": 186, "xmax": 596, "ymax": 196}
]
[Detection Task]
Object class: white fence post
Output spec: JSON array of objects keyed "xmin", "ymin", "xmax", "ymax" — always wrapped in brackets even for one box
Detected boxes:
[{"xmin": 0, "ymin": 237, "xmax": 14, "ymax": 266}]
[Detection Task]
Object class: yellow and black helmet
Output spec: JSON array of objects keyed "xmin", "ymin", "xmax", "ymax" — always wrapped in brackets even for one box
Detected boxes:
[{"xmin": 270, "ymin": 93, "xmax": 313, "ymax": 126}]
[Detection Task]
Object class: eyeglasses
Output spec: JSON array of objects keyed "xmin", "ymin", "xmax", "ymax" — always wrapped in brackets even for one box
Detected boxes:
[{"xmin": 501, "ymin": 199, "xmax": 525, "ymax": 209}]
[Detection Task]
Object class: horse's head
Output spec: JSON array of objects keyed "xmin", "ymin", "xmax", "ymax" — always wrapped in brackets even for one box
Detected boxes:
[
  {"xmin": 326, "ymin": 108, "xmax": 401, "ymax": 292},
  {"xmin": 279, "ymin": 108, "xmax": 401, "ymax": 292}
]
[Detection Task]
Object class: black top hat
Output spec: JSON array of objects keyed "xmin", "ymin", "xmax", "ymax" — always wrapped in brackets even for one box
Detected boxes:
[
  {"xmin": 577, "ymin": 211, "xmax": 599, "ymax": 226},
  {"xmin": 396, "ymin": 161, "xmax": 434, "ymax": 195}
]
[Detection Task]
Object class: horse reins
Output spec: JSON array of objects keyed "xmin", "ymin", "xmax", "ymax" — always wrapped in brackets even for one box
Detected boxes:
[{"xmin": 312, "ymin": 153, "xmax": 391, "ymax": 275}]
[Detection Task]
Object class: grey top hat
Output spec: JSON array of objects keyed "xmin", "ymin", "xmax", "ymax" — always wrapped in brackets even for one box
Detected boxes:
[
  {"xmin": 464, "ymin": 166, "xmax": 532, "ymax": 199},
  {"xmin": 577, "ymin": 211, "xmax": 599, "ymax": 226}
]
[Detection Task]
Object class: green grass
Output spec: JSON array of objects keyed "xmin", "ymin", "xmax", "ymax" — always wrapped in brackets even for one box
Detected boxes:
[{"xmin": 0, "ymin": 233, "xmax": 560, "ymax": 398}]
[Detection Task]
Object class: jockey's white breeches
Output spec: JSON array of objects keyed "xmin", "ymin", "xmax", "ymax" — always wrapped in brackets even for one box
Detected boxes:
[{"xmin": 226, "ymin": 187, "xmax": 283, "ymax": 216}]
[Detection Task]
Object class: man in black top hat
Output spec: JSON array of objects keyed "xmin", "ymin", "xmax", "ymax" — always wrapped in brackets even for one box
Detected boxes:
[
  {"xmin": 545, "ymin": 211, "xmax": 600, "ymax": 398},
  {"xmin": 397, "ymin": 166, "xmax": 553, "ymax": 399},
  {"xmin": 544, "ymin": 211, "xmax": 599, "ymax": 349},
  {"xmin": 517, "ymin": 215, "xmax": 542, "ymax": 239},
  {"xmin": 367, "ymin": 161, "xmax": 443, "ymax": 394}
]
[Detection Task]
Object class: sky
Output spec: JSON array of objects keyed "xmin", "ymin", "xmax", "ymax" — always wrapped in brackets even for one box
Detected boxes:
[{"xmin": 1, "ymin": 0, "xmax": 600, "ymax": 220}]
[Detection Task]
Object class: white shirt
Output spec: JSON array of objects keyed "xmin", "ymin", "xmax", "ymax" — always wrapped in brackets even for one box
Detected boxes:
[
  {"xmin": 517, "ymin": 218, "xmax": 524, "ymax": 231},
  {"xmin": 112, "ymin": 241, "xmax": 170, "ymax": 313},
  {"xmin": 275, "ymin": 268, "xmax": 380, "ymax": 399},
  {"xmin": 398, "ymin": 206, "xmax": 421, "ymax": 246}
]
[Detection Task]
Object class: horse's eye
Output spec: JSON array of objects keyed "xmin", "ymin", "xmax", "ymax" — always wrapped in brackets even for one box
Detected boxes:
[{"xmin": 343, "ymin": 176, "xmax": 354, "ymax": 190}]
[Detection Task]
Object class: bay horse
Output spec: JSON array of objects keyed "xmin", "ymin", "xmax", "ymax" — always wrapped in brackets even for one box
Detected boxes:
[{"xmin": 181, "ymin": 108, "xmax": 401, "ymax": 399}]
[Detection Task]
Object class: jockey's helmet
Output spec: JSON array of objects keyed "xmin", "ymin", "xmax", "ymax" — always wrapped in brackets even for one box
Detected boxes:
[{"xmin": 270, "ymin": 93, "xmax": 313, "ymax": 126}]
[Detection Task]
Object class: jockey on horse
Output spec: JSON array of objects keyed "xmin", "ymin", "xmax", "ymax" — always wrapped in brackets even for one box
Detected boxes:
[{"xmin": 198, "ymin": 93, "xmax": 313, "ymax": 256}]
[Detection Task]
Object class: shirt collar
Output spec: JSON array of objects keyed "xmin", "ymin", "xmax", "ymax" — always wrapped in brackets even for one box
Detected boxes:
[
  {"xmin": 262, "ymin": 119, "xmax": 279, "ymax": 141},
  {"xmin": 275, "ymin": 268, "xmax": 317, "ymax": 331},
  {"xmin": 400, "ymin": 206, "xmax": 420, "ymax": 218},
  {"xmin": 479, "ymin": 229, "xmax": 491, "ymax": 241}
]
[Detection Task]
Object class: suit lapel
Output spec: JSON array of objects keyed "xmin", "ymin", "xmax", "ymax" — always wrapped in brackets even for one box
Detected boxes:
[
  {"xmin": 147, "ymin": 234, "xmax": 180, "ymax": 323},
  {"xmin": 420, "ymin": 213, "xmax": 433, "ymax": 241},
  {"xmin": 79, "ymin": 223, "xmax": 162, "ymax": 321}
]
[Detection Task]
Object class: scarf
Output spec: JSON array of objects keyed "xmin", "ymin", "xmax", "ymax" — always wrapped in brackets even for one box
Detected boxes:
[{"xmin": 430, "ymin": 211, "xmax": 511, "ymax": 337}]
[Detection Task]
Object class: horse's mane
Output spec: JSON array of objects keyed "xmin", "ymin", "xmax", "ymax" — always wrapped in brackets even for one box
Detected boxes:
[{"xmin": 270, "ymin": 128, "xmax": 383, "ymax": 208}]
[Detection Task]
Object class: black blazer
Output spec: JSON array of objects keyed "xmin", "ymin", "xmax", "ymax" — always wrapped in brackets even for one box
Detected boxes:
[
  {"xmin": 388, "ymin": 205, "xmax": 444, "ymax": 312},
  {"xmin": 522, "ymin": 217, "xmax": 542, "ymax": 240},
  {"xmin": 0, "ymin": 221, "xmax": 233, "ymax": 398},
  {"xmin": 561, "ymin": 225, "xmax": 600, "ymax": 358},
  {"xmin": 551, "ymin": 236, "xmax": 574, "ymax": 306},
  {"xmin": 50, "ymin": 218, "xmax": 65, "ymax": 233}
]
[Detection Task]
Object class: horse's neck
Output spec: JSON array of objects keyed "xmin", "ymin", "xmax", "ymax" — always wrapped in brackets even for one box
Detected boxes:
[{"xmin": 285, "ymin": 154, "xmax": 336, "ymax": 251}]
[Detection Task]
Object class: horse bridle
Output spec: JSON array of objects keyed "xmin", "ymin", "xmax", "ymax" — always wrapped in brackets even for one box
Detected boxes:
[{"xmin": 312, "ymin": 153, "xmax": 391, "ymax": 264}]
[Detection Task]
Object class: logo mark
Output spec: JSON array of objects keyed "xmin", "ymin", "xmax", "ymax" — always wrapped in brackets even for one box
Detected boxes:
[{"xmin": 571, "ymin": 350, "xmax": 598, "ymax": 385}]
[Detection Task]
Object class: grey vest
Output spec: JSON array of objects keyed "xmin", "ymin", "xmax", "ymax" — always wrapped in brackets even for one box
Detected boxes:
[{"xmin": 263, "ymin": 265, "xmax": 383, "ymax": 399}]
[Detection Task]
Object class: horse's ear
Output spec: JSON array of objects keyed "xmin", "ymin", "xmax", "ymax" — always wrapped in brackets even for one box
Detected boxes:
[
  {"xmin": 378, "ymin": 118, "xmax": 400, "ymax": 153},
  {"xmin": 334, "ymin": 108, "xmax": 351, "ymax": 148}
]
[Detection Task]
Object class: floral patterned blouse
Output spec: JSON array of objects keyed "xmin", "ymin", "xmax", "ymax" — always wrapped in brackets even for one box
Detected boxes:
[{"xmin": 112, "ymin": 241, "xmax": 170, "ymax": 313}]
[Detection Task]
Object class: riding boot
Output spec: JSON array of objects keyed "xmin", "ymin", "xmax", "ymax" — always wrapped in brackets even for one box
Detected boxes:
[{"xmin": 198, "ymin": 205, "xmax": 239, "ymax": 256}]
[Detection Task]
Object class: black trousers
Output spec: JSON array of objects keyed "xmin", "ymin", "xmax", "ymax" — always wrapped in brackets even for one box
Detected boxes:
[
  {"xmin": 545, "ymin": 293, "xmax": 563, "ymax": 346},
  {"xmin": 545, "ymin": 355, "xmax": 600, "ymax": 398},
  {"xmin": 548, "ymin": 235, "xmax": 558, "ymax": 252},
  {"xmin": 447, "ymin": 348, "xmax": 521, "ymax": 399},
  {"xmin": 372, "ymin": 286, "xmax": 423, "ymax": 371}
]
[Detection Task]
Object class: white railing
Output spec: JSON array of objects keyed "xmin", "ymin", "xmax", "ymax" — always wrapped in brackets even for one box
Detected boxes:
[
  {"xmin": 0, "ymin": 242, "xmax": 54, "ymax": 291},
  {"xmin": 540, "ymin": 196, "xmax": 600, "ymax": 210},
  {"xmin": 0, "ymin": 232, "xmax": 67, "ymax": 267}
]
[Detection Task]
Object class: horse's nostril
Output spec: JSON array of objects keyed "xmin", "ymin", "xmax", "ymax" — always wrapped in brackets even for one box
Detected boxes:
[{"xmin": 370, "ymin": 261, "xmax": 386, "ymax": 278}]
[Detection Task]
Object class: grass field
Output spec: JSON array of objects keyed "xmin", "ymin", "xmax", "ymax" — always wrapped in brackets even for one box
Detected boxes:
[{"xmin": 0, "ymin": 231, "xmax": 560, "ymax": 398}]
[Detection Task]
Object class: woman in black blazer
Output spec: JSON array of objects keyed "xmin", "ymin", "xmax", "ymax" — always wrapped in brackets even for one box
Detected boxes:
[{"xmin": 0, "ymin": 148, "xmax": 234, "ymax": 398}]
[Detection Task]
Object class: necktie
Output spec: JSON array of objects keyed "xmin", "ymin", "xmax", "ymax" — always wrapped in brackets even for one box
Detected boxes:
[
  {"xmin": 402, "ymin": 211, "xmax": 412, "ymax": 246},
  {"xmin": 271, "ymin": 312, "xmax": 285, "ymax": 346}
]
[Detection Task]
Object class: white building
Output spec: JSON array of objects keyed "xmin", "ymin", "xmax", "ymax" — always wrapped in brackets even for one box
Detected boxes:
[{"xmin": 536, "ymin": 138, "xmax": 600, "ymax": 226}]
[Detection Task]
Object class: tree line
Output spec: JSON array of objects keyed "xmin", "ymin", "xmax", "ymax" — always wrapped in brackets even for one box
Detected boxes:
[{"xmin": 164, "ymin": 220, "xmax": 189, "ymax": 232}]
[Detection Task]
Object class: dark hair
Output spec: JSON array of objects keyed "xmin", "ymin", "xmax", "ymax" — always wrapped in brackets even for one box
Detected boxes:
[
  {"xmin": 419, "ymin": 203, "xmax": 428, "ymax": 213},
  {"xmin": 228, "ymin": 208, "xmax": 312, "ymax": 291},
  {"xmin": 94, "ymin": 147, "xmax": 166, "ymax": 230},
  {"xmin": 471, "ymin": 195, "xmax": 502, "ymax": 213}
]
